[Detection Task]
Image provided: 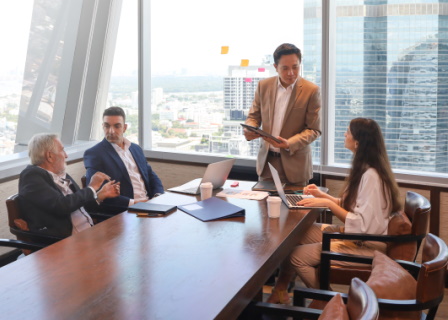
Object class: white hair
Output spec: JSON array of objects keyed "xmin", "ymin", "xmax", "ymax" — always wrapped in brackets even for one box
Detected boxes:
[{"xmin": 28, "ymin": 133, "xmax": 59, "ymax": 165}]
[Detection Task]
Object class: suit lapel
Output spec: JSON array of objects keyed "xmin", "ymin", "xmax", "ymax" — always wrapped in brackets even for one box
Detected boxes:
[
  {"xmin": 129, "ymin": 144, "xmax": 149, "ymax": 184},
  {"xmin": 268, "ymin": 77, "xmax": 278, "ymax": 132},
  {"xmin": 101, "ymin": 139, "xmax": 132, "ymax": 185},
  {"xmin": 282, "ymin": 78, "xmax": 303, "ymax": 128}
]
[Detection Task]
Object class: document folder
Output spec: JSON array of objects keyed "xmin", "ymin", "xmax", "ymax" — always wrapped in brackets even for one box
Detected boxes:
[{"xmin": 178, "ymin": 197, "xmax": 245, "ymax": 222}]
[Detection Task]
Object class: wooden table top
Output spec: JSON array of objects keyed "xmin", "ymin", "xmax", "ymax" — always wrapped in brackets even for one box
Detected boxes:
[{"xmin": 0, "ymin": 181, "xmax": 322, "ymax": 320}]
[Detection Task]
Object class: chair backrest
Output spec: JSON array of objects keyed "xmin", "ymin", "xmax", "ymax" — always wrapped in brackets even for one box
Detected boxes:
[
  {"xmin": 81, "ymin": 175, "xmax": 87, "ymax": 188},
  {"xmin": 346, "ymin": 277, "xmax": 379, "ymax": 320},
  {"xmin": 6, "ymin": 194, "xmax": 29, "ymax": 231},
  {"xmin": 416, "ymin": 233, "xmax": 448, "ymax": 304},
  {"xmin": 404, "ymin": 191, "xmax": 430, "ymax": 236},
  {"xmin": 6, "ymin": 193, "xmax": 61, "ymax": 252}
]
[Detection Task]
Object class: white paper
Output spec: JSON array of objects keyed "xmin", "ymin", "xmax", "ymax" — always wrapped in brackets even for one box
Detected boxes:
[{"xmin": 216, "ymin": 189, "xmax": 269, "ymax": 200}]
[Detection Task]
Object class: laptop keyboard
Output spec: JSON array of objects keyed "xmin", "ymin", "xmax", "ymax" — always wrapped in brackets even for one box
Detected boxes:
[{"xmin": 287, "ymin": 194, "xmax": 304, "ymax": 205}]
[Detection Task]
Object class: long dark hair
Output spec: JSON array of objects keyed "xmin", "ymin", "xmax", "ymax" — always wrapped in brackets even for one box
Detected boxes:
[{"xmin": 341, "ymin": 118, "xmax": 401, "ymax": 213}]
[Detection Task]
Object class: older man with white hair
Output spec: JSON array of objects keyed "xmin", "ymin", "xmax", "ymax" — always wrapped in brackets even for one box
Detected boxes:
[{"xmin": 18, "ymin": 133, "xmax": 120, "ymax": 238}]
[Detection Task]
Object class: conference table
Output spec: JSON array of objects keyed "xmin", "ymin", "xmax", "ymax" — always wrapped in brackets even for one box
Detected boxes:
[{"xmin": 0, "ymin": 180, "xmax": 323, "ymax": 320}]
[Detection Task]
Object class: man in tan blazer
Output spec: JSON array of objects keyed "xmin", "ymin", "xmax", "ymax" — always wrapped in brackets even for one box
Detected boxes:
[{"xmin": 244, "ymin": 43, "xmax": 321, "ymax": 185}]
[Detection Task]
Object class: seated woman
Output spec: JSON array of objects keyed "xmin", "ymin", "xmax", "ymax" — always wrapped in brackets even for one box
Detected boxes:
[{"xmin": 267, "ymin": 117, "xmax": 401, "ymax": 303}]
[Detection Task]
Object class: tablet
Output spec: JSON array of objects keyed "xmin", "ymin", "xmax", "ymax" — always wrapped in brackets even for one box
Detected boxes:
[{"xmin": 240, "ymin": 124, "xmax": 282, "ymax": 144}]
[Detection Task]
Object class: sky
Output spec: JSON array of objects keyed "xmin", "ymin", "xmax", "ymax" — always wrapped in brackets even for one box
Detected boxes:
[
  {"xmin": 0, "ymin": 0, "xmax": 304, "ymax": 78},
  {"xmin": 113, "ymin": 0, "xmax": 304, "ymax": 76},
  {"xmin": 0, "ymin": 1, "xmax": 33, "ymax": 75}
]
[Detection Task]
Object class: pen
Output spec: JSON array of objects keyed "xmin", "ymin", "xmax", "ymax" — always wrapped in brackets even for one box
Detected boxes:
[{"xmin": 136, "ymin": 213, "xmax": 162, "ymax": 217}]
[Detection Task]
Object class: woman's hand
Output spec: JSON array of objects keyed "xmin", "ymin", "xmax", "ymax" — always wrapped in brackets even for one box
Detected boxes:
[
  {"xmin": 303, "ymin": 184, "xmax": 325, "ymax": 198},
  {"xmin": 298, "ymin": 197, "xmax": 332, "ymax": 208}
]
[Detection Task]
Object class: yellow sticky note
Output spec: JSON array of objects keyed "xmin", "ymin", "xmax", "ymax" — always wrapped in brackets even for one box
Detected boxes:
[
  {"xmin": 221, "ymin": 46, "xmax": 229, "ymax": 54},
  {"xmin": 240, "ymin": 59, "xmax": 249, "ymax": 67}
]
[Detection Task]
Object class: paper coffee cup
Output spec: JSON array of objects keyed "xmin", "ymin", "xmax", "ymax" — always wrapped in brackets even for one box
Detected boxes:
[
  {"xmin": 267, "ymin": 196, "xmax": 282, "ymax": 218},
  {"xmin": 200, "ymin": 182, "xmax": 213, "ymax": 200}
]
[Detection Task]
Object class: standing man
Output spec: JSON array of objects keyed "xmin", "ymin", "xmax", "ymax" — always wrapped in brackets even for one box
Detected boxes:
[
  {"xmin": 244, "ymin": 43, "xmax": 321, "ymax": 186},
  {"xmin": 84, "ymin": 106, "xmax": 164, "ymax": 214},
  {"xmin": 18, "ymin": 133, "xmax": 120, "ymax": 238}
]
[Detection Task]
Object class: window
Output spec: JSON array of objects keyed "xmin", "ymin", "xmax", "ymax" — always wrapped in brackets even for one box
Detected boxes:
[
  {"xmin": 0, "ymin": 1, "xmax": 34, "ymax": 156},
  {"xmin": 104, "ymin": 0, "xmax": 139, "ymax": 144},
  {"xmin": 304, "ymin": 0, "xmax": 448, "ymax": 175},
  {"xmin": 148, "ymin": 0, "xmax": 321, "ymax": 161}
]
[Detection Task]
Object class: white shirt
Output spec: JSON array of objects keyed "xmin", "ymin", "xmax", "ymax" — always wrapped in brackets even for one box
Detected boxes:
[
  {"xmin": 344, "ymin": 168, "xmax": 391, "ymax": 235},
  {"xmin": 46, "ymin": 170, "xmax": 94, "ymax": 234},
  {"xmin": 270, "ymin": 77, "xmax": 297, "ymax": 152},
  {"xmin": 110, "ymin": 138, "xmax": 149, "ymax": 206}
]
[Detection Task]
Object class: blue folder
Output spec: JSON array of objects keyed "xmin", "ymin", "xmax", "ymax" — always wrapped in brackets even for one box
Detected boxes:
[{"xmin": 178, "ymin": 197, "xmax": 245, "ymax": 221}]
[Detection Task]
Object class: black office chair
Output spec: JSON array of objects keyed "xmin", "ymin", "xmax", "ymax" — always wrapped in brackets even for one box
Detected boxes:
[
  {"xmin": 6, "ymin": 194, "xmax": 62, "ymax": 254},
  {"xmin": 0, "ymin": 239, "xmax": 46, "ymax": 266}
]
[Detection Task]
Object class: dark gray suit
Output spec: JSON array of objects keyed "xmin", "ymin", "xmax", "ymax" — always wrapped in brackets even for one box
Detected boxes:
[{"xmin": 18, "ymin": 165, "xmax": 97, "ymax": 238}]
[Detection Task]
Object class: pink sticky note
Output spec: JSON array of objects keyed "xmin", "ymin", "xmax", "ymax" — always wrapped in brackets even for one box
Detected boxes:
[
  {"xmin": 258, "ymin": 68, "xmax": 265, "ymax": 72},
  {"xmin": 244, "ymin": 78, "xmax": 253, "ymax": 82}
]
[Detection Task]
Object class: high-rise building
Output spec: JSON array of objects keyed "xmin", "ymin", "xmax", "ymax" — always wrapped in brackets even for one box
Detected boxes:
[
  {"xmin": 222, "ymin": 65, "xmax": 276, "ymax": 157},
  {"xmin": 304, "ymin": 1, "xmax": 448, "ymax": 173}
]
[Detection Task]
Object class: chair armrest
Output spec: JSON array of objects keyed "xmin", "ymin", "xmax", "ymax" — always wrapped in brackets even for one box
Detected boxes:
[
  {"xmin": 320, "ymin": 250, "xmax": 421, "ymax": 289},
  {"xmin": 9, "ymin": 227, "xmax": 63, "ymax": 246},
  {"xmin": 0, "ymin": 239, "xmax": 46, "ymax": 251},
  {"xmin": 247, "ymin": 301, "xmax": 322, "ymax": 319},
  {"xmin": 89, "ymin": 212, "xmax": 114, "ymax": 223},
  {"xmin": 377, "ymin": 296, "xmax": 443, "ymax": 312},
  {"xmin": 293, "ymin": 286, "xmax": 348, "ymax": 306},
  {"xmin": 322, "ymin": 232, "xmax": 425, "ymax": 251}
]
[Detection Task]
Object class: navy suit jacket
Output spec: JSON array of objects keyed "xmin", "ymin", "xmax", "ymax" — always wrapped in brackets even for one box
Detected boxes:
[
  {"xmin": 18, "ymin": 165, "xmax": 97, "ymax": 238},
  {"xmin": 83, "ymin": 139, "xmax": 164, "ymax": 214}
]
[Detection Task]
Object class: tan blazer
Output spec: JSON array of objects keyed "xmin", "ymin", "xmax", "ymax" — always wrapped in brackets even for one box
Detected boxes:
[{"xmin": 245, "ymin": 76, "xmax": 321, "ymax": 184}]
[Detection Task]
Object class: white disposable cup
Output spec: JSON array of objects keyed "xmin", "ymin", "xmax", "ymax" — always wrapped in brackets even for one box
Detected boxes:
[
  {"xmin": 267, "ymin": 196, "xmax": 282, "ymax": 218},
  {"xmin": 200, "ymin": 182, "xmax": 213, "ymax": 200}
]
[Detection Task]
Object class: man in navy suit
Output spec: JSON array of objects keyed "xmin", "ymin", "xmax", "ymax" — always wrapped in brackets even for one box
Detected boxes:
[{"xmin": 84, "ymin": 106, "xmax": 164, "ymax": 214}]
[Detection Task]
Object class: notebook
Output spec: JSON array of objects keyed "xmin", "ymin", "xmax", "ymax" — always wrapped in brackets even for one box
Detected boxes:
[
  {"xmin": 128, "ymin": 202, "xmax": 177, "ymax": 215},
  {"xmin": 167, "ymin": 159, "xmax": 235, "ymax": 195},
  {"xmin": 268, "ymin": 162, "xmax": 326, "ymax": 210},
  {"xmin": 178, "ymin": 197, "xmax": 245, "ymax": 221}
]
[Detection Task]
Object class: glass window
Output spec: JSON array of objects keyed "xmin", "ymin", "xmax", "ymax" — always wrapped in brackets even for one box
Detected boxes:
[
  {"xmin": 103, "ymin": 0, "xmax": 139, "ymax": 144},
  {"xmin": 306, "ymin": 0, "xmax": 448, "ymax": 174},
  {"xmin": 0, "ymin": 1, "xmax": 34, "ymax": 155},
  {"xmin": 149, "ymin": 0, "xmax": 322, "ymax": 162}
]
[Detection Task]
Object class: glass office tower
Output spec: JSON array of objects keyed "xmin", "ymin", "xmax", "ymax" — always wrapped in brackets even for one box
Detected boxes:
[{"xmin": 304, "ymin": 1, "xmax": 448, "ymax": 173}]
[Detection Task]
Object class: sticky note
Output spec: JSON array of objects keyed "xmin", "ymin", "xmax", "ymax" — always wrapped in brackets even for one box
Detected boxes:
[
  {"xmin": 244, "ymin": 78, "xmax": 253, "ymax": 82},
  {"xmin": 221, "ymin": 46, "xmax": 229, "ymax": 54},
  {"xmin": 240, "ymin": 59, "xmax": 249, "ymax": 67},
  {"xmin": 258, "ymin": 68, "xmax": 265, "ymax": 72}
]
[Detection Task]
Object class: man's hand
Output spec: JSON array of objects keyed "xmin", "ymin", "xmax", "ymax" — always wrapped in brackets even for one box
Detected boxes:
[
  {"xmin": 243, "ymin": 128, "xmax": 260, "ymax": 141},
  {"xmin": 264, "ymin": 136, "xmax": 289, "ymax": 149},
  {"xmin": 89, "ymin": 172, "xmax": 111, "ymax": 190},
  {"xmin": 97, "ymin": 181, "xmax": 120, "ymax": 202}
]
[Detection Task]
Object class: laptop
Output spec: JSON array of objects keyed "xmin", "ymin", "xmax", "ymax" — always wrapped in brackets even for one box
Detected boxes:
[
  {"xmin": 167, "ymin": 159, "xmax": 236, "ymax": 195},
  {"xmin": 268, "ymin": 162, "xmax": 325, "ymax": 209}
]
